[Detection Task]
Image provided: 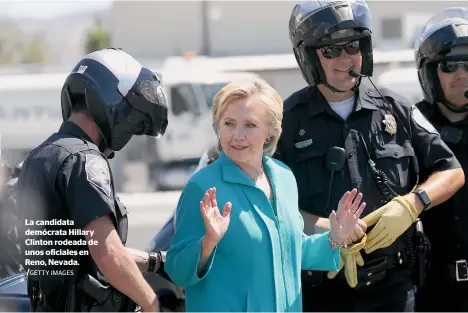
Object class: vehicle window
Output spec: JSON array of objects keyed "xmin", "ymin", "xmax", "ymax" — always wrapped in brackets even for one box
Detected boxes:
[
  {"xmin": 201, "ymin": 83, "xmax": 228, "ymax": 108},
  {"xmin": 170, "ymin": 84, "xmax": 198, "ymax": 116}
]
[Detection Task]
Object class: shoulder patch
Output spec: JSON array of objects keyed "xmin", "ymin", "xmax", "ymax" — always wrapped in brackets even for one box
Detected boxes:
[
  {"xmin": 85, "ymin": 154, "xmax": 112, "ymax": 197},
  {"xmin": 411, "ymin": 105, "xmax": 439, "ymax": 135}
]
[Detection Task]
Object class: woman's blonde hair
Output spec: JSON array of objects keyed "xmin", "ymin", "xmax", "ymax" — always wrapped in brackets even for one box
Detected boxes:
[{"xmin": 211, "ymin": 77, "xmax": 283, "ymax": 157}]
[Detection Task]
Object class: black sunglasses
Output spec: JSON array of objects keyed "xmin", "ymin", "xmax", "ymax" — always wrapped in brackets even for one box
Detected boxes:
[
  {"xmin": 438, "ymin": 61, "xmax": 468, "ymax": 73},
  {"xmin": 320, "ymin": 41, "xmax": 361, "ymax": 59}
]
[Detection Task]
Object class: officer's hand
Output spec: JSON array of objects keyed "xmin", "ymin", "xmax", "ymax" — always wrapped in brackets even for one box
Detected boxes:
[
  {"xmin": 364, "ymin": 196, "xmax": 418, "ymax": 254},
  {"xmin": 327, "ymin": 234, "xmax": 366, "ymax": 288},
  {"xmin": 345, "ymin": 219, "xmax": 367, "ymax": 246}
]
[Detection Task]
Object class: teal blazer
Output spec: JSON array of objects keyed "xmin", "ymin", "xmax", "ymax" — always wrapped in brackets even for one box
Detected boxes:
[{"xmin": 165, "ymin": 151, "xmax": 340, "ymax": 312}]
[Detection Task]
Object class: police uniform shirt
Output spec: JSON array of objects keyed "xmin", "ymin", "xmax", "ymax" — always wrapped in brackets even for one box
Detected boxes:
[
  {"xmin": 17, "ymin": 121, "xmax": 125, "ymax": 283},
  {"xmin": 274, "ymin": 82, "xmax": 460, "ymax": 223},
  {"xmin": 416, "ymin": 100, "xmax": 468, "ymax": 261}
]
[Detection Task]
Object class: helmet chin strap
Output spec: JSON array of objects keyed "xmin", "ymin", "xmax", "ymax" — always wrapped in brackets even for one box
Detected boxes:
[
  {"xmin": 441, "ymin": 99, "xmax": 468, "ymax": 113},
  {"xmin": 323, "ymin": 78, "xmax": 361, "ymax": 94}
]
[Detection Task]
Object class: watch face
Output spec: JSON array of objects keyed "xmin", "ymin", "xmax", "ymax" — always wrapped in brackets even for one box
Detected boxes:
[{"xmin": 415, "ymin": 189, "xmax": 431, "ymax": 207}]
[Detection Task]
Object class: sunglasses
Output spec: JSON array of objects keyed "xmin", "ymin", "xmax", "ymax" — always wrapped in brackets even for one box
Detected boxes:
[
  {"xmin": 438, "ymin": 61, "xmax": 468, "ymax": 73},
  {"xmin": 320, "ymin": 41, "xmax": 361, "ymax": 59}
]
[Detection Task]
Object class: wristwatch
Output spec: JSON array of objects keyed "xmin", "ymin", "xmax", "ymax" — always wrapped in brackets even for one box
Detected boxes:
[
  {"xmin": 148, "ymin": 252, "xmax": 161, "ymax": 273},
  {"xmin": 412, "ymin": 189, "xmax": 431, "ymax": 210}
]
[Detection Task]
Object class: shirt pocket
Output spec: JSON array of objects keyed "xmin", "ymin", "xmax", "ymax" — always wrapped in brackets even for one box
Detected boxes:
[
  {"xmin": 373, "ymin": 141, "xmax": 415, "ymax": 190},
  {"xmin": 292, "ymin": 144, "xmax": 328, "ymax": 215}
]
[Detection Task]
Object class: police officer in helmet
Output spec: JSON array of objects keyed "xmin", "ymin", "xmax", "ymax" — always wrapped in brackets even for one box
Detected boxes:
[
  {"xmin": 275, "ymin": 0, "xmax": 465, "ymax": 311},
  {"xmin": 16, "ymin": 48, "xmax": 168, "ymax": 312},
  {"xmin": 413, "ymin": 8, "xmax": 468, "ymax": 311}
]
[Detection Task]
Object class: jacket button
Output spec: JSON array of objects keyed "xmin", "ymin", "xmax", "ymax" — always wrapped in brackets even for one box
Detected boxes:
[
  {"xmin": 366, "ymin": 281, "xmax": 371, "ymax": 286},
  {"xmin": 308, "ymin": 271, "xmax": 312, "ymax": 276},
  {"xmin": 367, "ymin": 272, "xmax": 372, "ymax": 277}
]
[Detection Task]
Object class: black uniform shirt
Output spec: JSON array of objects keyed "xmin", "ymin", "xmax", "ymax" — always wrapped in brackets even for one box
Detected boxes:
[
  {"xmin": 55, "ymin": 122, "xmax": 119, "ymax": 230},
  {"xmin": 417, "ymin": 100, "xmax": 468, "ymax": 261},
  {"xmin": 17, "ymin": 121, "xmax": 124, "ymax": 289},
  {"xmin": 274, "ymin": 82, "xmax": 460, "ymax": 221}
]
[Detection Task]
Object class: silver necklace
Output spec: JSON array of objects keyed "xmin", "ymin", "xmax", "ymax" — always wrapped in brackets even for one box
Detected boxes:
[{"xmin": 251, "ymin": 168, "xmax": 264, "ymax": 182}]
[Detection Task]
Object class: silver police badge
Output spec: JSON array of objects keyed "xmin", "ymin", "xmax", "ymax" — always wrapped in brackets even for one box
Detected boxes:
[
  {"xmin": 382, "ymin": 114, "xmax": 397, "ymax": 136},
  {"xmin": 85, "ymin": 154, "xmax": 111, "ymax": 197}
]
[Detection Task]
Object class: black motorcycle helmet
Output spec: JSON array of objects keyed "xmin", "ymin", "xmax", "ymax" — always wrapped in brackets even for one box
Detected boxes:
[
  {"xmin": 414, "ymin": 7, "xmax": 468, "ymax": 113},
  {"xmin": 288, "ymin": 0, "xmax": 373, "ymax": 92},
  {"xmin": 61, "ymin": 48, "xmax": 169, "ymax": 157}
]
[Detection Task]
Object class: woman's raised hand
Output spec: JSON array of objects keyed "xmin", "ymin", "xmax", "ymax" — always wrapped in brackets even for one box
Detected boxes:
[
  {"xmin": 329, "ymin": 189, "xmax": 366, "ymax": 245},
  {"xmin": 200, "ymin": 187, "xmax": 232, "ymax": 246}
]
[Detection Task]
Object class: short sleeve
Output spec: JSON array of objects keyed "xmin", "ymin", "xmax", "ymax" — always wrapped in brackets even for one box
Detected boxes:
[
  {"xmin": 57, "ymin": 152, "xmax": 116, "ymax": 230},
  {"xmin": 410, "ymin": 105, "xmax": 461, "ymax": 175}
]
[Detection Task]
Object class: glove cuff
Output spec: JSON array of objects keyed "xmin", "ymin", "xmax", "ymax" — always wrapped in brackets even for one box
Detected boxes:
[
  {"xmin": 342, "ymin": 234, "xmax": 367, "ymax": 254},
  {"xmin": 393, "ymin": 196, "xmax": 418, "ymax": 221}
]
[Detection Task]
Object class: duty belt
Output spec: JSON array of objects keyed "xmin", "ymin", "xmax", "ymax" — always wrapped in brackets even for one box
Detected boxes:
[{"xmin": 301, "ymin": 250, "xmax": 408, "ymax": 289}]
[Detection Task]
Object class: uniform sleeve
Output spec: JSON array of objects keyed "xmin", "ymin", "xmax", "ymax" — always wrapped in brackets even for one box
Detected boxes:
[
  {"xmin": 57, "ymin": 152, "xmax": 116, "ymax": 230},
  {"xmin": 410, "ymin": 105, "xmax": 461, "ymax": 173},
  {"xmin": 299, "ymin": 212, "xmax": 340, "ymax": 272},
  {"xmin": 165, "ymin": 180, "xmax": 216, "ymax": 288}
]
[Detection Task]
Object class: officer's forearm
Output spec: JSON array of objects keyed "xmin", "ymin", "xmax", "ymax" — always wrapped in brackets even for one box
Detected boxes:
[
  {"xmin": 300, "ymin": 210, "xmax": 330, "ymax": 235},
  {"xmin": 91, "ymin": 238, "xmax": 158, "ymax": 311},
  {"xmin": 126, "ymin": 247, "xmax": 150, "ymax": 272},
  {"xmin": 404, "ymin": 168, "xmax": 465, "ymax": 213},
  {"xmin": 85, "ymin": 217, "xmax": 158, "ymax": 311}
]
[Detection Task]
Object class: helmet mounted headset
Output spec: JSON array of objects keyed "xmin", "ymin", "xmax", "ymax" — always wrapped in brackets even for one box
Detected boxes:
[
  {"xmin": 414, "ymin": 7, "xmax": 468, "ymax": 113},
  {"xmin": 61, "ymin": 47, "xmax": 169, "ymax": 158},
  {"xmin": 288, "ymin": 0, "xmax": 373, "ymax": 93}
]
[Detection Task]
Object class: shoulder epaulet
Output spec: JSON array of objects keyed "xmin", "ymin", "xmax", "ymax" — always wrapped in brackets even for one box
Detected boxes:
[{"xmin": 283, "ymin": 86, "xmax": 314, "ymax": 114}]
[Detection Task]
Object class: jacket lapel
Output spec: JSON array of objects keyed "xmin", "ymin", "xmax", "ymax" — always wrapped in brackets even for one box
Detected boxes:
[
  {"xmin": 219, "ymin": 151, "xmax": 256, "ymax": 187},
  {"xmin": 219, "ymin": 151, "xmax": 279, "ymax": 223}
]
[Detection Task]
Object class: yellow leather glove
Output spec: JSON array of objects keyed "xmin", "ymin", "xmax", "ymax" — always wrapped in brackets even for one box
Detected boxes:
[
  {"xmin": 326, "ymin": 206, "xmax": 394, "ymax": 288},
  {"xmin": 327, "ymin": 235, "xmax": 366, "ymax": 288},
  {"xmin": 364, "ymin": 196, "xmax": 419, "ymax": 254}
]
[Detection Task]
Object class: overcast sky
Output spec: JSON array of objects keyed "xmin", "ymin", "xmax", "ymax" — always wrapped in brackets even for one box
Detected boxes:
[{"xmin": 0, "ymin": 0, "xmax": 113, "ymax": 19}]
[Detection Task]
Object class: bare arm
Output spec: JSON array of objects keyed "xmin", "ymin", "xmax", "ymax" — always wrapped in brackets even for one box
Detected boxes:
[
  {"xmin": 126, "ymin": 248, "xmax": 150, "ymax": 272},
  {"xmin": 84, "ymin": 215, "xmax": 159, "ymax": 312},
  {"xmin": 404, "ymin": 168, "xmax": 465, "ymax": 214}
]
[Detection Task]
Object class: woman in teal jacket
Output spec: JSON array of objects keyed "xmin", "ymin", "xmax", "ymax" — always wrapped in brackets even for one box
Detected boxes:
[{"xmin": 165, "ymin": 78, "xmax": 366, "ymax": 312}]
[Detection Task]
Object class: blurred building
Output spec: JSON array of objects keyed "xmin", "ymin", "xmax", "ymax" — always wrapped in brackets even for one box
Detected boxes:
[{"xmin": 109, "ymin": 1, "xmax": 468, "ymax": 60}]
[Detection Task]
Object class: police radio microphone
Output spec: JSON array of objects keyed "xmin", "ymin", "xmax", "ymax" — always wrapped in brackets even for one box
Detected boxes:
[
  {"xmin": 325, "ymin": 147, "xmax": 346, "ymax": 210},
  {"xmin": 349, "ymin": 70, "xmax": 366, "ymax": 78}
]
